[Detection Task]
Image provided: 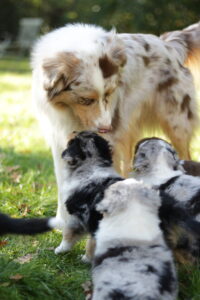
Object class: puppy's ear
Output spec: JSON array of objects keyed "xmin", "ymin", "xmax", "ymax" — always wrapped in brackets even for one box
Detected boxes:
[
  {"xmin": 93, "ymin": 135, "xmax": 113, "ymax": 163},
  {"xmin": 61, "ymin": 148, "xmax": 78, "ymax": 167},
  {"xmin": 172, "ymin": 153, "xmax": 185, "ymax": 172},
  {"xmin": 62, "ymin": 154, "xmax": 78, "ymax": 167},
  {"xmin": 96, "ymin": 180, "xmax": 131, "ymax": 215},
  {"xmin": 132, "ymin": 155, "xmax": 150, "ymax": 173},
  {"xmin": 43, "ymin": 52, "xmax": 81, "ymax": 98}
]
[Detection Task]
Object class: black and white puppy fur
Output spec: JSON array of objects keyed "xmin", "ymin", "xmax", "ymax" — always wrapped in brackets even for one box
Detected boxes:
[
  {"xmin": 92, "ymin": 179, "xmax": 178, "ymax": 300},
  {"xmin": 56, "ymin": 131, "xmax": 123, "ymax": 260},
  {"xmin": 0, "ymin": 212, "xmax": 60, "ymax": 235},
  {"xmin": 133, "ymin": 137, "xmax": 200, "ymax": 219},
  {"xmin": 132, "ymin": 137, "xmax": 200, "ymax": 263}
]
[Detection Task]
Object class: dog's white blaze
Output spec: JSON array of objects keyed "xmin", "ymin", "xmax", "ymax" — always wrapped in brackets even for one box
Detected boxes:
[
  {"xmin": 137, "ymin": 150, "xmax": 182, "ymax": 186},
  {"xmin": 94, "ymin": 101, "xmax": 112, "ymax": 129},
  {"xmin": 95, "ymin": 199, "xmax": 161, "ymax": 255},
  {"xmin": 91, "ymin": 68, "xmax": 104, "ymax": 96}
]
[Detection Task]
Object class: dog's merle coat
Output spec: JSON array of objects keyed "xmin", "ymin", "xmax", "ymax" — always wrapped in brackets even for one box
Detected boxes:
[
  {"xmin": 58, "ymin": 131, "xmax": 123, "ymax": 254},
  {"xmin": 32, "ymin": 22, "xmax": 200, "ymax": 254},
  {"xmin": 92, "ymin": 179, "xmax": 178, "ymax": 300},
  {"xmin": 133, "ymin": 137, "xmax": 200, "ymax": 218},
  {"xmin": 0, "ymin": 212, "xmax": 56, "ymax": 235},
  {"xmin": 66, "ymin": 177, "xmax": 121, "ymax": 236},
  {"xmin": 132, "ymin": 137, "xmax": 200, "ymax": 263}
]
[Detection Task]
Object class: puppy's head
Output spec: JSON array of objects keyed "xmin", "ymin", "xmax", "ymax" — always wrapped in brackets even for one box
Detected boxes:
[
  {"xmin": 97, "ymin": 178, "xmax": 160, "ymax": 217},
  {"xmin": 62, "ymin": 131, "xmax": 113, "ymax": 169},
  {"xmin": 133, "ymin": 137, "xmax": 184, "ymax": 174},
  {"xmin": 42, "ymin": 32, "xmax": 126, "ymax": 133}
]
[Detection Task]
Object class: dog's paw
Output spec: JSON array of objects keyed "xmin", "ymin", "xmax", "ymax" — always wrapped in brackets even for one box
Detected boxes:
[
  {"xmin": 81, "ymin": 254, "xmax": 92, "ymax": 264},
  {"xmin": 54, "ymin": 240, "xmax": 72, "ymax": 254}
]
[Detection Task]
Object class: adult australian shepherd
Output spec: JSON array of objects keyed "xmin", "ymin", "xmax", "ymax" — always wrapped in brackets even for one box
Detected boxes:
[{"xmin": 31, "ymin": 22, "xmax": 200, "ymax": 251}]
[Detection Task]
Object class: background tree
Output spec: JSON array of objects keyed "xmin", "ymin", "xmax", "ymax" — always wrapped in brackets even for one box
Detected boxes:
[{"xmin": 0, "ymin": 0, "xmax": 199, "ymax": 40}]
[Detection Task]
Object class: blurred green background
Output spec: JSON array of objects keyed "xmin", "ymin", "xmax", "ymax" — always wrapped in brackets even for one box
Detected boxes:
[{"xmin": 0, "ymin": 0, "xmax": 200, "ymax": 42}]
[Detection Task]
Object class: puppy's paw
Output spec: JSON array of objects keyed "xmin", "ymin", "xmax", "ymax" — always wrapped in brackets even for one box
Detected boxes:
[
  {"xmin": 81, "ymin": 254, "xmax": 92, "ymax": 264},
  {"xmin": 54, "ymin": 240, "xmax": 72, "ymax": 254}
]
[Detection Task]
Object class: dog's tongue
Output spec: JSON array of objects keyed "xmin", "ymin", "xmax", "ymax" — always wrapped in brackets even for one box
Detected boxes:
[{"xmin": 98, "ymin": 128, "xmax": 110, "ymax": 134}]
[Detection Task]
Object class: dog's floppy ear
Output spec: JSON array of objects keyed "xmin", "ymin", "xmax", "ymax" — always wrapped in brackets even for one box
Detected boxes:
[
  {"xmin": 43, "ymin": 52, "xmax": 81, "ymax": 98},
  {"xmin": 108, "ymin": 36, "xmax": 127, "ymax": 67},
  {"xmin": 61, "ymin": 148, "xmax": 78, "ymax": 167},
  {"xmin": 61, "ymin": 138, "xmax": 86, "ymax": 168},
  {"xmin": 168, "ymin": 151, "xmax": 185, "ymax": 172},
  {"xmin": 92, "ymin": 135, "xmax": 113, "ymax": 163},
  {"xmin": 99, "ymin": 36, "xmax": 126, "ymax": 78}
]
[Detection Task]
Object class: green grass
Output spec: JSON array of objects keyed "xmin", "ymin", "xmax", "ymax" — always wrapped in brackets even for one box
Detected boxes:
[
  {"xmin": 0, "ymin": 56, "xmax": 90, "ymax": 300},
  {"xmin": 0, "ymin": 56, "xmax": 200, "ymax": 300}
]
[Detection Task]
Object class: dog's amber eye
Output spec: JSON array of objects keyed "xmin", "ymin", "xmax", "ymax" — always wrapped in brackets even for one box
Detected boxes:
[{"xmin": 79, "ymin": 98, "xmax": 96, "ymax": 105}]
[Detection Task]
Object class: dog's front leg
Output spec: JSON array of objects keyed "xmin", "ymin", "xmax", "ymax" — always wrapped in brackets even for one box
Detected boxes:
[
  {"xmin": 55, "ymin": 215, "xmax": 84, "ymax": 254},
  {"xmin": 51, "ymin": 144, "xmax": 82, "ymax": 253},
  {"xmin": 113, "ymin": 132, "xmax": 136, "ymax": 177},
  {"xmin": 81, "ymin": 237, "xmax": 96, "ymax": 263}
]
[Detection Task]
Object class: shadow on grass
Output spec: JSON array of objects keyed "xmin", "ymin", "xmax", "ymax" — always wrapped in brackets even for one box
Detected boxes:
[
  {"xmin": 0, "ymin": 146, "xmax": 57, "ymax": 217},
  {"xmin": 0, "ymin": 146, "xmax": 54, "ymax": 180},
  {"xmin": 0, "ymin": 56, "xmax": 30, "ymax": 74}
]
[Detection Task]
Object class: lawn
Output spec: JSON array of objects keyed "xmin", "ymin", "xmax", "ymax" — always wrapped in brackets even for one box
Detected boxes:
[
  {"xmin": 0, "ymin": 56, "xmax": 200, "ymax": 300},
  {"xmin": 0, "ymin": 56, "xmax": 90, "ymax": 300}
]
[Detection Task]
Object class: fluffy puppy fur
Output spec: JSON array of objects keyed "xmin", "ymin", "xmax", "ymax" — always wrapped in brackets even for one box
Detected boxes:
[
  {"xmin": 32, "ymin": 22, "xmax": 200, "ymax": 251},
  {"xmin": 132, "ymin": 137, "xmax": 200, "ymax": 218},
  {"xmin": 92, "ymin": 179, "xmax": 178, "ymax": 300},
  {"xmin": 132, "ymin": 137, "xmax": 200, "ymax": 263},
  {"xmin": 158, "ymin": 193, "xmax": 200, "ymax": 264},
  {"xmin": 55, "ymin": 131, "xmax": 123, "ymax": 257},
  {"xmin": 0, "ymin": 212, "xmax": 61, "ymax": 235},
  {"xmin": 182, "ymin": 160, "xmax": 200, "ymax": 176}
]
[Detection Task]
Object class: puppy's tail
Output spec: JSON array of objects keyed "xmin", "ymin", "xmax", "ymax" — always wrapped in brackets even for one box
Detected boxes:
[
  {"xmin": 160, "ymin": 22, "xmax": 200, "ymax": 89},
  {"xmin": 0, "ymin": 212, "xmax": 64, "ymax": 235}
]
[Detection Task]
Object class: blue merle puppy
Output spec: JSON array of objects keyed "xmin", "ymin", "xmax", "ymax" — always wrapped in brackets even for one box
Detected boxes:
[
  {"xmin": 132, "ymin": 137, "xmax": 200, "ymax": 219},
  {"xmin": 132, "ymin": 137, "xmax": 200, "ymax": 263},
  {"xmin": 92, "ymin": 179, "xmax": 178, "ymax": 300},
  {"xmin": 55, "ymin": 131, "xmax": 123, "ymax": 260}
]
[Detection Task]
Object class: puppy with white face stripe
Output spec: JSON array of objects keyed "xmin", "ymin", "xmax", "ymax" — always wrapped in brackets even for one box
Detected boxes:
[
  {"xmin": 55, "ymin": 131, "xmax": 123, "ymax": 260},
  {"xmin": 132, "ymin": 137, "xmax": 200, "ymax": 264},
  {"xmin": 92, "ymin": 179, "xmax": 178, "ymax": 300},
  {"xmin": 132, "ymin": 137, "xmax": 200, "ymax": 219}
]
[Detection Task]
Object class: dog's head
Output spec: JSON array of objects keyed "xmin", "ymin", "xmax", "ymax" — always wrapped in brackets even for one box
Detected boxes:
[
  {"xmin": 133, "ymin": 137, "xmax": 184, "ymax": 174},
  {"xmin": 97, "ymin": 178, "xmax": 160, "ymax": 217},
  {"xmin": 61, "ymin": 131, "xmax": 113, "ymax": 169},
  {"xmin": 42, "ymin": 26, "xmax": 126, "ymax": 133}
]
